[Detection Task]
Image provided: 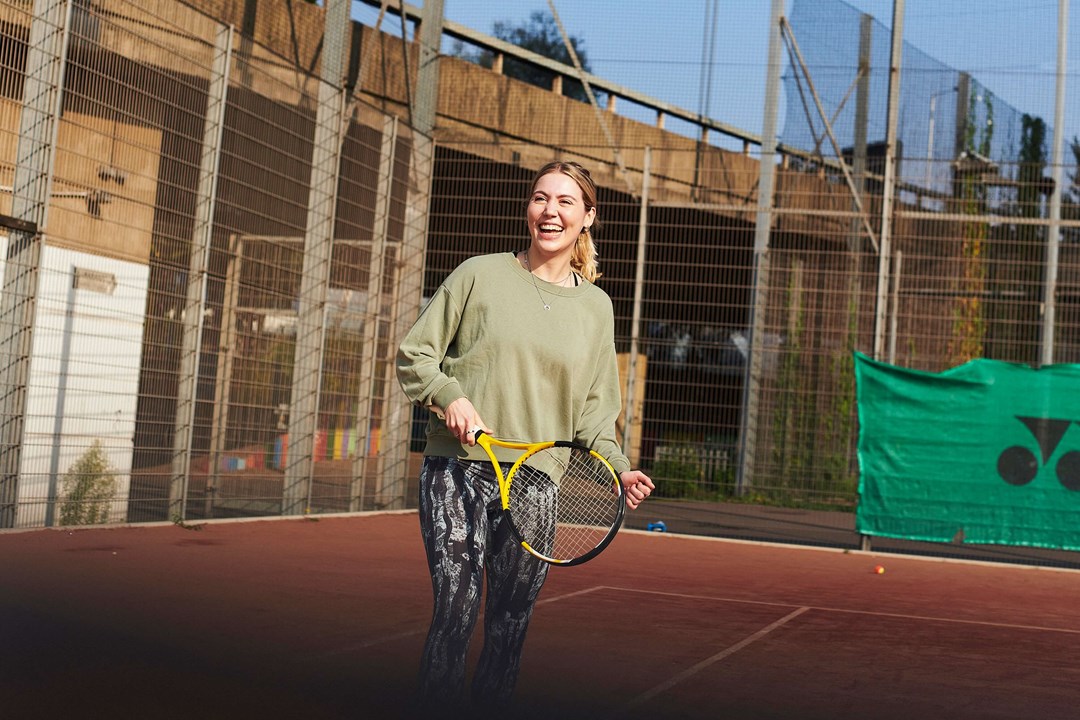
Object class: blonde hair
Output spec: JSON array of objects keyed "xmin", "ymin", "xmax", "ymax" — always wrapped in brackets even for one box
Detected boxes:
[{"xmin": 528, "ymin": 161, "xmax": 602, "ymax": 282}]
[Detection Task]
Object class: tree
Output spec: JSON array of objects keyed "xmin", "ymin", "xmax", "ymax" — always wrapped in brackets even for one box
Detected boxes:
[
  {"xmin": 1068, "ymin": 136, "xmax": 1080, "ymax": 203},
  {"xmin": 995, "ymin": 113, "xmax": 1049, "ymax": 363},
  {"xmin": 1062, "ymin": 136, "xmax": 1080, "ymax": 242},
  {"xmin": 1017, "ymin": 114, "xmax": 1048, "ymax": 221},
  {"xmin": 453, "ymin": 11, "xmax": 603, "ymax": 105}
]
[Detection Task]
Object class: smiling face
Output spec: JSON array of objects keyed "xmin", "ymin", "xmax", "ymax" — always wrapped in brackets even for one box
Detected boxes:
[{"xmin": 526, "ymin": 170, "xmax": 596, "ymax": 259}]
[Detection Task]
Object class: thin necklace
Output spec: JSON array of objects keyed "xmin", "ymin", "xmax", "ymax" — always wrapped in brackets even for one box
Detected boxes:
[{"xmin": 522, "ymin": 252, "xmax": 572, "ymax": 310}]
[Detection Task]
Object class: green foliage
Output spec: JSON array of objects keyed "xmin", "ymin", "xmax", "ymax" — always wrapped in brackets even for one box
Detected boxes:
[
  {"xmin": 451, "ymin": 11, "xmax": 603, "ymax": 105},
  {"xmin": 771, "ymin": 263, "xmax": 810, "ymax": 487},
  {"xmin": 821, "ymin": 293, "xmax": 857, "ymax": 493},
  {"xmin": 950, "ymin": 90, "xmax": 995, "ymax": 365},
  {"xmin": 59, "ymin": 441, "xmax": 117, "ymax": 526},
  {"xmin": 962, "ymin": 90, "xmax": 994, "ymax": 158},
  {"xmin": 1019, "ymin": 114, "xmax": 1047, "ymax": 166},
  {"xmin": 651, "ymin": 436, "xmax": 735, "ymax": 500},
  {"xmin": 651, "ymin": 447, "xmax": 701, "ymax": 499},
  {"xmin": 1064, "ymin": 136, "xmax": 1080, "ymax": 243},
  {"xmin": 1017, "ymin": 114, "xmax": 1047, "ymax": 222},
  {"xmin": 1070, "ymin": 136, "xmax": 1080, "ymax": 202},
  {"xmin": 768, "ymin": 261, "xmax": 856, "ymax": 499},
  {"xmin": 171, "ymin": 513, "xmax": 204, "ymax": 531}
]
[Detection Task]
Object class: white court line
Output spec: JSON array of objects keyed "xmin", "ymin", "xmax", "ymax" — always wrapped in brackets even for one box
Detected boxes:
[
  {"xmin": 536, "ymin": 585, "xmax": 606, "ymax": 606},
  {"xmin": 621, "ymin": 606, "xmax": 811, "ymax": 714},
  {"xmin": 618, "ymin": 527, "xmax": 1080, "ymax": 575},
  {"xmin": 308, "ymin": 578, "xmax": 1080, "ymax": 663},
  {"xmin": 597, "ymin": 585, "xmax": 1080, "ymax": 636},
  {"xmin": 303, "ymin": 585, "xmax": 607, "ymax": 660},
  {"xmin": 605, "ymin": 583, "xmax": 1080, "ymax": 714}
]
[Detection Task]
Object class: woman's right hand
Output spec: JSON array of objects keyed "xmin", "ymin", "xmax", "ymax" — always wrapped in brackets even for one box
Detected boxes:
[{"xmin": 442, "ymin": 397, "xmax": 490, "ymax": 446}]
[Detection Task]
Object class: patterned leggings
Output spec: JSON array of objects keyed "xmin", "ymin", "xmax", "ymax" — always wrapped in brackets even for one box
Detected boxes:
[{"xmin": 417, "ymin": 455, "xmax": 550, "ymax": 708}]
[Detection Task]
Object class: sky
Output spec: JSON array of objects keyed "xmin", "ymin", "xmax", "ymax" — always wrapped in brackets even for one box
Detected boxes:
[{"xmin": 352, "ymin": 1, "xmax": 1079, "ymax": 167}]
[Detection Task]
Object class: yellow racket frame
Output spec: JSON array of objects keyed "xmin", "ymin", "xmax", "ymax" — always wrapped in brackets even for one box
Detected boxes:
[{"xmin": 472, "ymin": 429, "xmax": 624, "ymax": 565}]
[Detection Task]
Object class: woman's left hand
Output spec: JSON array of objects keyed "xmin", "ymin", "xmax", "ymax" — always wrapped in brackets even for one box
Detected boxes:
[{"xmin": 620, "ymin": 471, "xmax": 654, "ymax": 510}]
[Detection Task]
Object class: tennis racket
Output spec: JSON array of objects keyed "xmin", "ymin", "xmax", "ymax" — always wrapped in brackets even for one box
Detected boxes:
[{"xmin": 472, "ymin": 429, "xmax": 625, "ymax": 566}]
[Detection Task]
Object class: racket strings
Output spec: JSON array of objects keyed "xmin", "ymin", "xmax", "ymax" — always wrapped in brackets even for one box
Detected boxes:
[{"xmin": 509, "ymin": 447, "xmax": 622, "ymax": 562}]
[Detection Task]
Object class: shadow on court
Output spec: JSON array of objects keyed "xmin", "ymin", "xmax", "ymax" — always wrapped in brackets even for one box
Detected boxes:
[{"xmin": 3, "ymin": 512, "xmax": 1080, "ymax": 719}]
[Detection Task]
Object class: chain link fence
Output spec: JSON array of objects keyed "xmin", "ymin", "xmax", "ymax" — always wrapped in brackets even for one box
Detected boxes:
[
  {"xmin": 0, "ymin": 0, "xmax": 428, "ymax": 527},
  {"xmin": 2, "ymin": 0, "xmax": 1078, "ymax": 567}
]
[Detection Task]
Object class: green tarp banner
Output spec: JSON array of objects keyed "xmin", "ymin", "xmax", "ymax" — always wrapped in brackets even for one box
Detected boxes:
[{"xmin": 855, "ymin": 352, "xmax": 1080, "ymax": 550}]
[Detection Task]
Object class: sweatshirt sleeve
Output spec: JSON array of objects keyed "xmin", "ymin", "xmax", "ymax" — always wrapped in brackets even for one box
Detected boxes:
[
  {"xmin": 396, "ymin": 283, "xmax": 467, "ymax": 412},
  {"xmin": 577, "ymin": 340, "xmax": 632, "ymax": 475}
]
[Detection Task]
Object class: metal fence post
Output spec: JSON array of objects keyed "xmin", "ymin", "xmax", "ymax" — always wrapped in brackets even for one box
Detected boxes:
[
  {"xmin": 283, "ymin": 0, "xmax": 351, "ymax": 516},
  {"xmin": 170, "ymin": 23, "xmax": 233, "ymax": 521},
  {"xmin": 354, "ymin": 114, "xmax": 398, "ymax": 511},
  {"xmin": 377, "ymin": 0, "xmax": 443, "ymax": 509},
  {"xmin": 0, "ymin": 0, "xmax": 71, "ymax": 528}
]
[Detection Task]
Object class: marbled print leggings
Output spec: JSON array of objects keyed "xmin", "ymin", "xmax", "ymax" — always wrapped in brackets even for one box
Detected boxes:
[{"xmin": 416, "ymin": 455, "xmax": 551, "ymax": 708}]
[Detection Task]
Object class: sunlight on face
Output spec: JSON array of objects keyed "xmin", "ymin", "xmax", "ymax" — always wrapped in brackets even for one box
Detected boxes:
[{"xmin": 527, "ymin": 171, "xmax": 595, "ymax": 255}]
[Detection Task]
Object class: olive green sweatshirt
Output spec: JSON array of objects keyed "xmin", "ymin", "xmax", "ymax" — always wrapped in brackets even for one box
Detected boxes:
[{"xmin": 396, "ymin": 252, "xmax": 631, "ymax": 474}]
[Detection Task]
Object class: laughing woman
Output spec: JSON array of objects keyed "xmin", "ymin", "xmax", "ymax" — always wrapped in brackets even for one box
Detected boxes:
[{"xmin": 396, "ymin": 160, "xmax": 654, "ymax": 711}]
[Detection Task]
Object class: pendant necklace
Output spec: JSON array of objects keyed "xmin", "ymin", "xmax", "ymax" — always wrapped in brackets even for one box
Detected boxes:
[{"xmin": 522, "ymin": 252, "xmax": 571, "ymax": 310}]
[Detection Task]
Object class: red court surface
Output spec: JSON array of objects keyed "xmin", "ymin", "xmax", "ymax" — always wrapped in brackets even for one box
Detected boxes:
[{"xmin": 4, "ymin": 512, "xmax": 1080, "ymax": 719}]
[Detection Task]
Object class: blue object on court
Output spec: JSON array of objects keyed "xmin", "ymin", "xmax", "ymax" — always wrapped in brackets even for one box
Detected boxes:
[{"xmin": 647, "ymin": 521, "xmax": 666, "ymax": 532}]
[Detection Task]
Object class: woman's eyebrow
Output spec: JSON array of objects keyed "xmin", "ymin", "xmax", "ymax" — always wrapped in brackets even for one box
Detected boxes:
[{"xmin": 532, "ymin": 190, "xmax": 577, "ymax": 200}]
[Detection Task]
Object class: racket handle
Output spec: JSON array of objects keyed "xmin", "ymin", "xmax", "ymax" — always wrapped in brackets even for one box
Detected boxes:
[{"xmin": 470, "ymin": 427, "xmax": 486, "ymax": 440}]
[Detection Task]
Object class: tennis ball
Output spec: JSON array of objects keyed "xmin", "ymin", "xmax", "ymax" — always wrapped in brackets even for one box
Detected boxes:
[{"xmin": 873, "ymin": 565, "xmax": 885, "ymax": 574}]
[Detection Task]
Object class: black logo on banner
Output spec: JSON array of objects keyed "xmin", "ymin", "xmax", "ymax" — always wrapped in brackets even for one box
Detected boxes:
[{"xmin": 997, "ymin": 416, "xmax": 1080, "ymax": 490}]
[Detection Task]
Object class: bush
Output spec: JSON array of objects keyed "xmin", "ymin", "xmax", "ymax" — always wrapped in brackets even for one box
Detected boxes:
[
  {"xmin": 651, "ymin": 446, "xmax": 702, "ymax": 499},
  {"xmin": 59, "ymin": 441, "xmax": 117, "ymax": 526}
]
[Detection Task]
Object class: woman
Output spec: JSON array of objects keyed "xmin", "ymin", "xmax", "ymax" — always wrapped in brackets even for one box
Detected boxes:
[{"xmin": 396, "ymin": 160, "xmax": 654, "ymax": 709}]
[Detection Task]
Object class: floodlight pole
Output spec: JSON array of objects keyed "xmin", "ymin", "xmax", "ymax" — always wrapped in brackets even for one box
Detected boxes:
[
  {"xmin": 872, "ymin": 0, "xmax": 905, "ymax": 361},
  {"xmin": 736, "ymin": 0, "xmax": 784, "ymax": 494},
  {"xmin": 1041, "ymin": 0, "xmax": 1068, "ymax": 366},
  {"xmin": 622, "ymin": 146, "xmax": 650, "ymax": 459}
]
